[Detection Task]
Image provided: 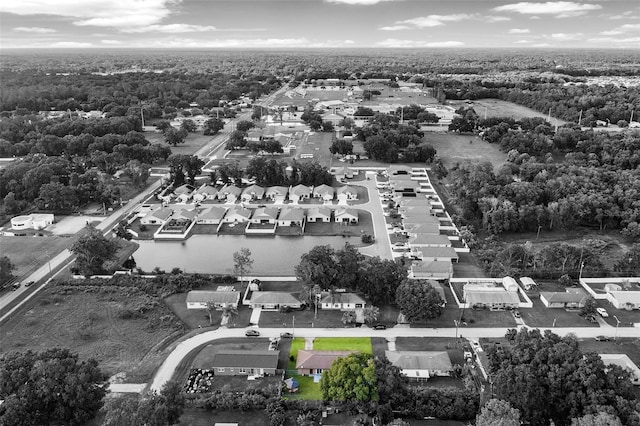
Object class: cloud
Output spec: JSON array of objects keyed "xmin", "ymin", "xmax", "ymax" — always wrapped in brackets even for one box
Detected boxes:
[
  {"xmin": 514, "ymin": 39, "xmax": 532, "ymax": 43},
  {"xmin": 100, "ymin": 39, "xmax": 123, "ymax": 45},
  {"xmin": 380, "ymin": 25, "xmax": 411, "ymax": 31},
  {"xmin": 588, "ymin": 36, "xmax": 640, "ymax": 44},
  {"xmin": 325, "ymin": 0, "xmax": 397, "ymax": 4},
  {"xmin": 600, "ymin": 23, "xmax": 640, "ymax": 36},
  {"xmin": 51, "ymin": 41, "xmax": 93, "ymax": 48},
  {"xmin": 493, "ymin": 2, "xmax": 602, "ymax": 18},
  {"xmin": 121, "ymin": 24, "xmax": 217, "ymax": 33},
  {"xmin": 509, "ymin": 28, "xmax": 530, "ymax": 34},
  {"xmin": 13, "ymin": 26, "xmax": 57, "ymax": 33},
  {"xmin": 532, "ymin": 43, "xmax": 551, "ymax": 47},
  {"xmin": 376, "ymin": 39, "xmax": 464, "ymax": 48},
  {"xmin": 3, "ymin": 0, "xmax": 174, "ymax": 28},
  {"xmin": 550, "ymin": 32, "xmax": 583, "ymax": 40},
  {"xmin": 485, "ymin": 16, "xmax": 511, "ymax": 23}
]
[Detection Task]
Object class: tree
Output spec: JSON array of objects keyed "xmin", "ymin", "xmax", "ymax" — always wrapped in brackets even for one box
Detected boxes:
[
  {"xmin": 571, "ymin": 412, "xmax": 623, "ymax": 426},
  {"xmin": 122, "ymin": 160, "xmax": 150, "ymax": 187},
  {"xmin": 295, "ymin": 245, "xmax": 339, "ymax": 289},
  {"xmin": 0, "ymin": 348, "xmax": 108, "ymax": 426},
  {"xmin": 320, "ymin": 353, "xmax": 377, "ymax": 401},
  {"xmin": 329, "ymin": 139, "xmax": 354, "ymax": 157},
  {"xmin": 322, "ymin": 121, "xmax": 334, "ymax": 132},
  {"xmin": 205, "ymin": 301, "xmax": 217, "ymax": 325},
  {"xmin": 164, "ymin": 127, "xmax": 187, "ymax": 146},
  {"xmin": 233, "ymin": 248, "xmax": 253, "ymax": 284},
  {"xmin": 236, "ymin": 120, "xmax": 255, "ymax": 132},
  {"xmin": 226, "ymin": 130, "xmax": 247, "ymax": 150},
  {"xmin": 476, "ymin": 399, "xmax": 521, "ymax": 426},
  {"xmin": 101, "ymin": 381, "xmax": 185, "ymax": 426},
  {"xmin": 395, "ymin": 280, "xmax": 443, "ymax": 323},
  {"xmin": 0, "ymin": 256, "xmax": 15, "ymax": 286},
  {"xmin": 357, "ymin": 257, "xmax": 407, "ymax": 306},
  {"xmin": 203, "ymin": 117, "xmax": 225, "ymax": 135},
  {"xmin": 69, "ymin": 226, "xmax": 119, "ymax": 276},
  {"xmin": 221, "ymin": 305, "xmax": 238, "ymax": 326},
  {"xmin": 37, "ymin": 182, "xmax": 79, "ymax": 211},
  {"xmin": 579, "ymin": 296, "xmax": 597, "ymax": 317},
  {"xmin": 3, "ymin": 191, "xmax": 20, "ymax": 214},
  {"xmin": 180, "ymin": 119, "xmax": 197, "ymax": 133},
  {"xmin": 362, "ymin": 306, "xmax": 379, "ymax": 325}
]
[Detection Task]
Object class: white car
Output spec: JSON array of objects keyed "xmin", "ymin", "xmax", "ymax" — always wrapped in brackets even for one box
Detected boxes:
[{"xmin": 596, "ymin": 308, "xmax": 609, "ymax": 318}]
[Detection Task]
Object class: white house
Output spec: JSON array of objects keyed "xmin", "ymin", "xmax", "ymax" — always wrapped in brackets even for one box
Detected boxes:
[
  {"xmin": 192, "ymin": 184, "xmax": 218, "ymax": 202},
  {"xmin": 335, "ymin": 208, "xmax": 358, "ymax": 224},
  {"xmin": 407, "ymin": 234, "xmax": 452, "ymax": 248},
  {"xmin": 173, "ymin": 184, "xmax": 195, "ymax": 203},
  {"xmin": 599, "ymin": 354, "xmax": 640, "ymax": 386},
  {"xmin": 277, "ymin": 207, "xmax": 305, "ymax": 226},
  {"xmin": 606, "ymin": 291, "xmax": 640, "ymax": 310},
  {"xmin": 289, "ymin": 184, "xmax": 312, "ymax": 203},
  {"xmin": 410, "ymin": 261, "xmax": 453, "ymax": 281},
  {"xmin": 320, "ymin": 292, "xmax": 366, "ymax": 311},
  {"xmin": 241, "ymin": 185, "xmax": 265, "ymax": 202},
  {"xmin": 11, "ymin": 213, "xmax": 54, "ymax": 230},
  {"xmin": 313, "ymin": 184, "xmax": 335, "ymax": 202},
  {"xmin": 186, "ymin": 290, "xmax": 240, "ymax": 310},
  {"xmin": 411, "ymin": 247, "xmax": 459, "ymax": 263},
  {"xmin": 223, "ymin": 206, "xmax": 252, "ymax": 223},
  {"xmin": 540, "ymin": 288, "xmax": 588, "ymax": 309},
  {"xmin": 140, "ymin": 208, "xmax": 173, "ymax": 225},
  {"xmin": 217, "ymin": 184, "xmax": 243, "ymax": 203},
  {"xmin": 336, "ymin": 185, "xmax": 358, "ymax": 202},
  {"xmin": 333, "ymin": 166, "xmax": 357, "ymax": 181},
  {"xmin": 307, "ymin": 206, "xmax": 332, "ymax": 223},
  {"xmin": 196, "ymin": 206, "xmax": 227, "ymax": 225},
  {"xmin": 385, "ymin": 351, "xmax": 453, "ymax": 381},
  {"xmin": 249, "ymin": 292, "xmax": 302, "ymax": 310},
  {"xmin": 266, "ymin": 186, "xmax": 288, "ymax": 203},
  {"xmin": 406, "ymin": 223, "xmax": 440, "ymax": 236},
  {"xmin": 251, "ymin": 207, "xmax": 279, "ymax": 224}
]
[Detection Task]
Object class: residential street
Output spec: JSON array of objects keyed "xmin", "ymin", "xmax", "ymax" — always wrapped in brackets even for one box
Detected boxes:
[
  {"xmin": 149, "ymin": 324, "xmax": 640, "ymax": 392},
  {"xmin": 353, "ymin": 173, "xmax": 393, "ymax": 260}
]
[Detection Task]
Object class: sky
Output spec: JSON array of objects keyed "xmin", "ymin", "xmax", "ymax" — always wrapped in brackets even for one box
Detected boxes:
[{"xmin": 1, "ymin": 0, "xmax": 639, "ymax": 49}]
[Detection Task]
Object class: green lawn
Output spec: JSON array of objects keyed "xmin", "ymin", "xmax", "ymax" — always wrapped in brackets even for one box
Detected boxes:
[
  {"xmin": 312, "ymin": 337, "xmax": 373, "ymax": 353},
  {"xmin": 283, "ymin": 374, "xmax": 323, "ymax": 401},
  {"xmin": 287, "ymin": 337, "xmax": 306, "ymax": 370}
]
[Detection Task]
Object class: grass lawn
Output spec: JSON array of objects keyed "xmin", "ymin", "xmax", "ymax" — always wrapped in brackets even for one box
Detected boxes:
[
  {"xmin": 0, "ymin": 284, "xmax": 184, "ymax": 383},
  {"xmin": 425, "ymin": 132, "xmax": 507, "ymax": 169},
  {"xmin": 312, "ymin": 337, "xmax": 373, "ymax": 353},
  {"xmin": 179, "ymin": 408, "xmax": 270, "ymax": 426},
  {"xmin": 287, "ymin": 337, "xmax": 306, "ymax": 370},
  {"xmin": 283, "ymin": 374, "xmax": 323, "ymax": 401},
  {"xmin": 0, "ymin": 234, "xmax": 74, "ymax": 284}
]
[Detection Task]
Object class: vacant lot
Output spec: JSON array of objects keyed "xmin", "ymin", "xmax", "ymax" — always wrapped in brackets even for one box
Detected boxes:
[
  {"xmin": 0, "ymin": 234, "xmax": 73, "ymax": 283},
  {"xmin": 297, "ymin": 131, "xmax": 335, "ymax": 167},
  {"xmin": 450, "ymin": 99, "xmax": 569, "ymax": 126},
  {"xmin": 0, "ymin": 284, "xmax": 183, "ymax": 382},
  {"xmin": 425, "ymin": 132, "xmax": 507, "ymax": 169}
]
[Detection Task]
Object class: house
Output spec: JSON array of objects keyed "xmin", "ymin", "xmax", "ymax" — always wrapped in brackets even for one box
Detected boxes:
[
  {"xmin": 218, "ymin": 184, "xmax": 243, "ymax": 203},
  {"xmin": 599, "ymin": 354, "xmax": 640, "ymax": 386},
  {"xmin": 385, "ymin": 351, "xmax": 453, "ymax": 381},
  {"xmin": 410, "ymin": 261, "xmax": 453, "ymax": 281},
  {"xmin": 404, "ymin": 214, "xmax": 440, "ymax": 226},
  {"xmin": 266, "ymin": 186, "xmax": 288, "ymax": 202},
  {"xmin": 223, "ymin": 206, "xmax": 252, "ymax": 223},
  {"xmin": 313, "ymin": 184, "xmax": 335, "ymax": 202},
  {"xmin": 196, "ymin": 206, "xmax": 227, "ymax": 225},
  {"xmin": 333, "ymin": 166, "xmax": 357, "ymax": 181},
  {"xmin": 10, "ymin": 213, "xmax": 54, "ymax": 230},
  {"xmin": 140, "ymin": 208, "xmax": 173, "ymax": 225},
  {"xmin": 249, "ymin": 291, "xmax": 302, "ymax": 310},
  {"xmin": 406, "ymin": 223, "xmax": 440, "ymax": 235},
  {"xmin": 391, "ymin": 178, "xmax": 420, "ymax": 193},
  {"xmin": 407, "ymin": 234, "xmax": 452, "ymax": 248},
  {"xmin": 277, "ymin": 207, "xmax": 305, "ymax": 226},
  {"xmin": 520, "ymin": 277, "xmax": 537, "ymax": 290},
  {"xmin": 251, "ymin": 207, "xmax": 279, "ymax": 224},
  {"xmin": 399, "ymin": 197, "xmax": 433, "ymax": 207},
  {"xmin": 387, "ymin": 165, "xmax": 412, "ymax": 175},
  {"xmin": 186, "ymin": 290, "xmax": 240, "ymax": 309},
  {"xmin": 173, "ymin": 184, "xmax": 195, "ymax": 203},
  {"xmin": 607, "ymin": 291, "xmax": 640, "ymax": 310},
  {"xmin": 410, "ymin": 247, "xmax": 459, "ymax": 263},
  {"xmin": 336, "ymin": 185, "xmax": 358, "ymax": 202},
  {"xmin": 400, "ymin": 205, "xmax": 433, "ymax": 217},
  {"xmin": 296, "ymin": 350, "xmax": 355, "ymax": 376},
  {"xmin": 212, "ymin": 350, "xmax": 279, "ymax": 376},
  {"xmin": 241, "ymin": 184, "xmax": 265, "ymax": 202},
  {"xmin": 540, "ymin": 288, "xmax": 588, "ymax": 309},
  {"xmin": 289, "ymin": 184, "xmax": 312, "ymax": 203},
  {"xmin": 335, "ymin": 208, "xmax": 358, "ymax": 224},
  {"xmin": 192, "ymin": 184, "xmax": 218, "ymax": 202},
  {"xmin": 307, "ymin": 206, "xmax": 332, "ymax": 222},
  {"xmin": 320, "ymin": 292, "xmax": 366, "ymax": 310},
  {"xmin": 173, "ymin": 208, "xmax": 198, "ymax": 221},
  {"xmin": 464, "ymin": 286, "xmax": 520, "ymax": 310}
]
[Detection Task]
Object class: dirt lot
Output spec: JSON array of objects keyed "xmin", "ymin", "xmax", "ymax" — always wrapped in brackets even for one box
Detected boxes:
[{"xmin": 0, "ymin": 284, "xmax": 183, "ymax": 382}]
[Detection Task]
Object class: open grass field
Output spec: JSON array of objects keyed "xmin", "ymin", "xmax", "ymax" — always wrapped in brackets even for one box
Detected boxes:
[
  {"xmin": 296, "ymin": 131, "xmax": 335, "ymax": 168},
  {"xmin": 425, "ymin": 132, "xmax": 507, "ymax": 169},
  {"xmin": 313, "ymin": 337, "xmax": 373, "ymax": 353},
  {"xmin": 0, "ymin": 234, "xmax": 74, "ymax": 283},
  {"xmin": 0, "ymin": 284, "xmax": 183, "ymax": 382},
  {"xmin": 450, "ymin": 99, "xmax": 569, "ymax": 126}
]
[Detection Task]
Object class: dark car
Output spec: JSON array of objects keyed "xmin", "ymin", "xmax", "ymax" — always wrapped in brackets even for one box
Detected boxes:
[
  {"xmin": 280, "ymin": 332, "xmax": 293, "ymax": 338},
  {"xmin": 373, "ymin": 324, "xmax": 387, "ymax": 330},
  {"xmin": 245, "ymin": 329, "xmax": 260, "ymax": 337},
  {"xmin": 11, "ymin": 283, "xmax": 20, "ymax": 290},
  {"xmin": 24, "ymin": 281, "xmax": 35, "ymax": 287},
  {"xmin": 586, "ymin": 315, "xmax": 597, "ymax": 323}
]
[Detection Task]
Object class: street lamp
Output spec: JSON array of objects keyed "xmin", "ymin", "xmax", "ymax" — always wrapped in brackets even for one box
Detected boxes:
[{"xmin": 614, "ymin": 315, "xmax": 620, "ymax": 341}]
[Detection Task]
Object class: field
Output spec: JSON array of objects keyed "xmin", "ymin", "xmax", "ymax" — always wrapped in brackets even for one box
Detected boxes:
[
  {"xmin": 425, "ymin": 132, "xmax": 507, "ymax": 169},
  {"xmin": 0, "ymin": 284, "xmax": 183, "ymax": 383},
  {"xmin": 449, "ymin": 99, "xmax": 569, "ymax": 126},
  {"xmin": 0, "ymin": 234, "xmax": 74, "ymax": 284}
]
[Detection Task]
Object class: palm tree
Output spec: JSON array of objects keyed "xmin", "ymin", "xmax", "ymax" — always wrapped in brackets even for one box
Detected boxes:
[{"xmin": 221, "ymin": 305, "xmax": 239, "ymax": 327}]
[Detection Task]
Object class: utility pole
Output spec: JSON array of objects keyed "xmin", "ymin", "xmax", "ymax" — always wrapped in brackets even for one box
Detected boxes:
[{"xmin": 614, "ymin": 315, "xmax": 620, "ymax": 341}]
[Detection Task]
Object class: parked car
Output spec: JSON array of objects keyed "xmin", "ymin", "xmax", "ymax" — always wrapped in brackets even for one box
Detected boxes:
[
  {"xmin": 373, "ymin": 324, "xmax": 387, "ymax": 330},
  {"xmin": 586, "ymin": 315, "xmax": 597, "ymax": 323},
  {"xmin": 11, "ymin": 283, "xmax": 20, "ymax": 290},
  {"xmin": 245, "ymin": 329, "xmax": 260, "ymax": 337},
  {"xmin": 596, "ymin": 308, "xmax": 609, "ymax": 318},
  {"xmin": 24, "ymin": 281, "xmax": 35, "ymax": 287},
  {"xmin": 595, "ymin": 335, "xmax": 611, "ymax": 341},
  {"xmin": 280, "ymin": 332, "xmax": 293, "ymax": 338}
]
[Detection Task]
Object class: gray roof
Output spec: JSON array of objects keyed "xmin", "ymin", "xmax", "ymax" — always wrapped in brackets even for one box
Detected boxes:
[
  {"xmin": 541, "ymin": 289, "xmax": 588, "ymax": 304},
  {"xmin": 412, "ymin": 246, "xmax": 458, "ymax": 259},
  {"xmin": 321, "ymin": 292, "xmax": 365, "ymax": 305},
  {"xmin": 186, "ymin": 290, "xmax": 240, "ymax": 304},
  {"xmin": 408, "ymin": 234, "xmax": 451, "ymax": 246},
  {"xmin": 250, "ymin": 291, "xmax": 301, "ymax": 305},
  {"xmin": 198, "ymin": 206, "xmax": 227, "ymax": 221},
  {"xmin": 279, "ymin": 207, "xmax": 305, "ymax": 221},
  {"xmin": 385, "ymin": 351, "xmax": 452, "ymax": 372},
  {"xmin": 212, "ymin": 350, "xmax": 279, "ymax": 369},
  {"xmin": 307, "ymin": 206, "xmax": 332, "ymax": 218},
  {"xmin": 296, "ymin": 350, "xmax": 355, "ymax": 370},
  {"xmin": 465, "ymin": 290, "xmax": 520, "ymax": 305},
  {"xmin": 412, "ymin": 261, "xmax": 453, "ymax": 275}
]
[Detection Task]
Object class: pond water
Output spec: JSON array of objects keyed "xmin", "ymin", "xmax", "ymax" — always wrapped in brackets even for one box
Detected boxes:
[{"xmin": 132, "ymin": 234, "xmax": 360, "ymax": 276}]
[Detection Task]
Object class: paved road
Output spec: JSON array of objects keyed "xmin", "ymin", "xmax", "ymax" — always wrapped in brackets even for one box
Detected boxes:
[
  {"xmin": 353, "ymin": 174, "xmax": 393, "ymax": 259},
  {"xmin": 149, "ymin": 324, "xmax": 640, "ymax": 392}
]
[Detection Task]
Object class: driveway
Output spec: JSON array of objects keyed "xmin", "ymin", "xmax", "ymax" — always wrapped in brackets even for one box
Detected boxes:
[
  {"xmin": 351, "ymin": 174, "xmax": 393, "ymax": 260},
  {"xmin": 48, "ymin": 215, "xmax": 106, "ymax": 235}
]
